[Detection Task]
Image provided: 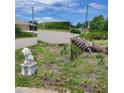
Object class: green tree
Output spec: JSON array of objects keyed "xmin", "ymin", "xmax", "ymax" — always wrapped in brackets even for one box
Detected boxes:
[
  {"xmin": 76, "ymin": 22, "xmax": 82, "ymax": 28},
  {"xmin": 104, "ymin": 18, "xmax": 108, "ymax": 31},
  {"xmin": 89, "ymin": 15, "xmax": 105, "ymax": 31},
  {"xmin": 70, "ymin": 23, "xmax": 76, "ymax": 29}
]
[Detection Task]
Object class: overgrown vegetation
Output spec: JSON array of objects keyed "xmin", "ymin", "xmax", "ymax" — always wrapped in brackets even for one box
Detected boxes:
[
  {"xmin": 15, "ymin": 15, "xmax": 108, "ymax": 93},
  {"xmin": 15, "ymin": 41, "xmax": 108, "ymax": 93}
]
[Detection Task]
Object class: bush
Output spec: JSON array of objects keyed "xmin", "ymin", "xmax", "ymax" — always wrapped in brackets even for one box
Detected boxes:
[
  {"xmin": 80, "ymin": 31, "xmax": 108, "ymax": 40},
  {"xmin": 71, "ymin": 29, "xmax": 81, "ymax": 34},
  {"xmin": 71, "ymin": 44, "xmax": 82, "ymax": 60},
  {"xmin": 15, "ymin": 26, "xmax": 22, "ymax": 35}
]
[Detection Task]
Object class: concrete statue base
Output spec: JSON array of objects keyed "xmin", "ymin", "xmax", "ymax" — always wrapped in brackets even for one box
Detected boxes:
[{"xmin": 21, "ymin": 62, "xmax": 37, "ymax": 76}]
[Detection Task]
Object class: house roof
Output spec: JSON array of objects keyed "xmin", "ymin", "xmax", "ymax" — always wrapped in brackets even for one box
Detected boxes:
[
  {"xmin": 15, "ymin": 20, "xmax": 38, "ymax": 26},
  {"xmin": 15, "ymin": 20, "xmax": 29, "ymax": 25},
  {"xmin": 29, "ymin": 23, "xmax": 37, "ymax": 26}
]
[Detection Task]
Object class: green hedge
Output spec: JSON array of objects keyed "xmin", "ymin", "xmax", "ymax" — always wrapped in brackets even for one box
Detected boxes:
[
  {"xmin": 38, "ymin": 22, "xmax": 70, "ymax": 30},
  {"xmin": 15, "ymin": 26, "xmax": 22, "ymax": 34},
  {"xmin": 71, "ymin": 29, "xmax": 81, "ymax": 34}
]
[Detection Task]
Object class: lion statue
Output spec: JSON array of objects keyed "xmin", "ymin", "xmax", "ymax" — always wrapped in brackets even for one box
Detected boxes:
[{"xmin": 21, "ymin": 48, "xmax": 35, "ymax": 64}]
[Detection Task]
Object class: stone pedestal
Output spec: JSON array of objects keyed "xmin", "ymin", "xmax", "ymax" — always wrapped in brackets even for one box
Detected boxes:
[{"xmin": 21, "ymin": 62, "xmax": 37, "ymax": 76}]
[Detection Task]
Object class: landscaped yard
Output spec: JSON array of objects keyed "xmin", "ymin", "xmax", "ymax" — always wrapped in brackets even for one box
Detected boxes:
[{"xmin": 15, "ymin": 40, "xmax": 107, "ymax": 93}]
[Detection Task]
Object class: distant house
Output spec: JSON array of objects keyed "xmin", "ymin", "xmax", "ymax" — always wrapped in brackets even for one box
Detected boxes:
[
  {"xmin": 15, "ymin": 20, "xmax": 38, "ymax": 31},
  {"xmin": 82, "ymin": 28, "xmax": 88, "ymax": 33},
  {"xmin": 82, "ymin": 21, "xmax": 89, "ymax": 33},
  {"xmin": 29, "ymin": 21, "xmax": 38, "ymax": 31},
  {"xmin": 15, "ymin": 20, "xmax": 29, "ymax": 31}
]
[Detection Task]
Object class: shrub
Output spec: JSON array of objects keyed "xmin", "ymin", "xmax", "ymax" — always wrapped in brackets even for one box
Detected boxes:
[
  {"xmin": 71, "ymin": 44, "xmax": 82, "ymax": 60},
  {"xmin": 15, "ymin": 26, "xmax": 22, "ymax": 35},
  {"xmin": 80, "ymin": 31, "xmax": 108, "ymax": 40},
  {"xmin": 71, "ymin": 29, "xmax": 81, "ymax": 34}
]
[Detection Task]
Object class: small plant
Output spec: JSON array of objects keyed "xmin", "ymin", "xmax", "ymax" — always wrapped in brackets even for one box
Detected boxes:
[
  {"xmin": 82, "ymin": 63, "xmax": 94, "ymax": 73},
  {"xmin": 71, "ymin": 44, "xmax": 81, "ymax": 60},
  {"xmin": 73, "ymin": 89, "xmax": 84, "ymax": 93},
  {"xmin": 60, "ymin": 45, "xmax": 69, "ymax": 55},
  {"xmin": 96, "ymin": 54, "xmax": 105, "ymax": 66}
]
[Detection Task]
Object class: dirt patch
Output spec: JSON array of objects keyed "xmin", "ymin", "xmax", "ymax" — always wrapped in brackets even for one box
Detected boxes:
[{"xmin": 40, "ymin": 76, "xmax": 55, "ymax": 86}]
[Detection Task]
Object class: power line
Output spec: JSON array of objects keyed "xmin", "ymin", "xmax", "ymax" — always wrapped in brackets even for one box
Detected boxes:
[
  {"xmin": 85, "ymin": 4, "xmax": 89, "ymax": 29},
  {"xmin": 32, "ymin": 7, "xmax": 35, "ymax": 36}
]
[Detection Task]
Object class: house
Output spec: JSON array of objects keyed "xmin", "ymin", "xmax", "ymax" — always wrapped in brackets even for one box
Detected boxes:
[
  {"xmin": 29, "ymin": 22, "xmax": 38, "ymax": 31},
  {"xmin": 15, "ymin": 20, "xmax": 29, "ymax": 31},
  {"xmin": 82, "ymin": 28, "xmax": 88, "ymax": 33},
  {"xmin": 15, "ymin": 20, "xmax": 38, "ymax": 31}
]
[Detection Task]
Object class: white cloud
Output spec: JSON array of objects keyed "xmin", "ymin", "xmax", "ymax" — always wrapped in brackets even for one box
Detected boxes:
[
  {"xmin": 78, "ymin": 8, "xmax": 86, "ymax": 14},
  {"xmin": 36, "ymin": 17, "xmax": 66, "ymax": 23},
  {"xmin": 15, "ymin": 0, "xmax": 79, "ymax": 12},
  {"xmin": 16, "ymin": 0, "xmax": 74, "ymax": 7},
  {"xmin": 89, "ymin": 2, "xmax": 105, "ymax": 10},
  {"xmin": 36, "ymin": 16, "xmax": 69, "ymax": 23},
  {"xmin": 16, "ymin": 16, "xmax": 65, "ymax": 22},
  {"xmin": 16, "ymin": 0, "xmax": 105, "ymax": 16},
  {"xmin": 36, "ymin": 0, "xmax": 71, "ymax": 5}
]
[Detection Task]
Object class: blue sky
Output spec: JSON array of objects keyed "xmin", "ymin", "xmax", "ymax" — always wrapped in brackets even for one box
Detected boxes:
[{"xmin": 16, "ymin": 0, "xmax": 108, "ymax": 24}]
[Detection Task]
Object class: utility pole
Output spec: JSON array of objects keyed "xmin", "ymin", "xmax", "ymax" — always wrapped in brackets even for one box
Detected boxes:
[
  {"xmin": 32, "ymin": 7, "xmax": 35, "ymax": 36},
  {"xmin": 85, "ymin": 4, "xmax": 89, "ymax": 32},
  {"xmin": 43, "ymin": 18, "xmax": 45, "ymax": 29}
]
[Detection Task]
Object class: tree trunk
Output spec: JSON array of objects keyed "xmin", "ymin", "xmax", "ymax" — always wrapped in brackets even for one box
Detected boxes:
[{"xmin": 92, "ymin": 45, "xmax": 108, "ymax": 55}]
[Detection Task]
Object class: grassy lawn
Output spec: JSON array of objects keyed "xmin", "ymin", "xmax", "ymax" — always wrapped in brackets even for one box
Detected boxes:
[
  {"xmin": 15, "ymin": 41, "xmax": 107, "ymax": 93},
  {"xmin": 16, "ymin": 32, "xmax": 37, "ymax": 38},
  {"xmin": 94, "ymin": 40, "xmax": 108, "ymax": 47}
]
